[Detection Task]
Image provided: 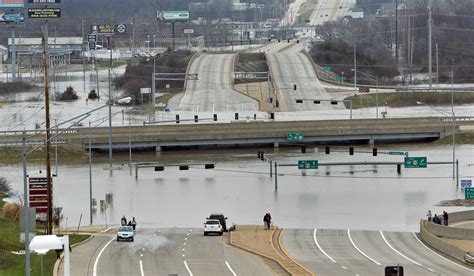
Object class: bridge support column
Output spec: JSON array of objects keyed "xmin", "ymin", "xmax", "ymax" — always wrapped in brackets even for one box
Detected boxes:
[
  {"xmin": 274, "ymin": 142, "xmax": 279, "ymax": 148},
  {"xmin": 368, "ymin": 139, "xmax": 375, "ymax": 146},
  {"xmin": 155, "ymin": 145, "xmax": 162, "ymax": 152}
]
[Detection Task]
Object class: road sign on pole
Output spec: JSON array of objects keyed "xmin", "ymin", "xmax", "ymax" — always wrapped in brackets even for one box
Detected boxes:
[
  {"xmin": 460, "ymin": 179, "xmax": 472, "ymax": 189},
  {"xmin": 298, "ymin": 160, "xmax": 318, "ymax": 169},
  {"xmin": 404, "ymin": 157, "xmax": 427, "ymax": 168},
  {"xmin": 323, "ymin": 66, "xmax": 331, "ymax": 72},
  {"xmin": 465, "ymin": 188, "xmax": 474, "ymax": 200},
  {"xmin": 287, "ymin": 133, "xmax": 304, "ymax": 141}
]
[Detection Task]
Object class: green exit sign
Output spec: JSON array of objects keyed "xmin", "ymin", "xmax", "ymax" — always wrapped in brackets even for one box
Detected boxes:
[
  {"xmin": 323, "ymin": 66, "xmax": 331, "ymax": 72},
  {"xmin": 466, "ymin": 188, "xmax": 474, "ymax": 200},
  {"xmin": 288, "ymin": 133, "xmax": 304, "ymax": 141},
  {"xmin": 298, "ymin": 160, "xmax": 318, "ymax": 169},
  {"xmin": 404, "ymin": 157, "xmax": 427, "ymax": 168}
]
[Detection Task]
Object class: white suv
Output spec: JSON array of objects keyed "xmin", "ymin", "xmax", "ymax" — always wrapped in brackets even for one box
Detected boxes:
[
  {"xmin": 204, "ymin": 219, "xmax": 223, "ymax": 236},
  {"xmin": 117, "ymin": 226, "xmax": 135, "ymax": 242}
]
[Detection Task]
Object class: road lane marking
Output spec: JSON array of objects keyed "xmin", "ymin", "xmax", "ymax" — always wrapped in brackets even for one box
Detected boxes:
[
  {"xmin": 313, "ymin": 228, "xmax": 337, "ymax": 263},
  {"xmin": 139, "ymin": 259, "xmax": 145, "ymax": 276},
  {"xmin": 92, "ymin": 237, "xmax": 114, "ymax": 276},
  {"xmin": 379, "ymin": 230, "xmax": 422, "ymax": 266},
  {"xmin": 412, "ymin": 232, "xmax": 474, "ymax": 272},
  {"xmin": 225, "ymin": 261, "xmax": 237, "ymax": 276},
  {"xmin": 184, "ymin": 260, "xmax": 193, "ymax": 276},
  {"xmin": 347, "ymin": 229, "xmax": 381, "ymax": 265}
]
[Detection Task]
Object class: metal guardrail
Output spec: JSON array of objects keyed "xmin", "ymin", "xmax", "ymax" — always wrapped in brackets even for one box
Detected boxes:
[{"xmin": 465, "ymin": 253, "xmax": 474, "ymax": 264}]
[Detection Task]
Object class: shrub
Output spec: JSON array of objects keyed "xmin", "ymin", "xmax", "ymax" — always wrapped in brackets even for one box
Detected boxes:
[
  {"xmin": 54, "ymin": 86, "xmax": 79, "ymax": 101},
  {"xmin": 2, "ymin": 202, "xmax": 21, "ymax": 221}
]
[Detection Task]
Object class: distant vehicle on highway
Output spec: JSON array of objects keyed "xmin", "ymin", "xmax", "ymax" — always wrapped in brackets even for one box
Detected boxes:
[
  {"xmin": 116, "ymin": 226, "xmax": 134, "ymax": 242},
  {"xmin": 203, "ymin": 219, "xmax": 223, "ymax": 236},
  {"xmin": 207, "ymin": 213, "xmax": 228, "ymax": 232}
]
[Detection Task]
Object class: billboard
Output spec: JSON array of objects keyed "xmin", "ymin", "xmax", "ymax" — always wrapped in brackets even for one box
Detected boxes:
[
  {"xmin": 0, "ymin": 0, "xmax": 24, "ymax": 8},
  {"xmin": 28, "ymin": 0, "xmax": 61, "ymax": 3},
  {"xmin": 28, "ymin": 176, "xmax": 49, "ymax": 214},
  {"xmin": 90, "ymin": 24, "xmax": 126, "ymax": 35},
  {"xmin": 157, "ymin": 10, "xmax": 189, "ymax": 21},
  {"xmin": 0, "ymin": 11, "xmax": 24, "ymax": 23},
  {"xmin": 28, "ymin": 8, "xmax": 60, "ymax": 18}
]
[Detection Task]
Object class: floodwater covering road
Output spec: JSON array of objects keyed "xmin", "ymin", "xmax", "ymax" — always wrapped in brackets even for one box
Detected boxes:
[{"xmin": 1, "ymin": 144, "xmax": 473, "ymax": 232}]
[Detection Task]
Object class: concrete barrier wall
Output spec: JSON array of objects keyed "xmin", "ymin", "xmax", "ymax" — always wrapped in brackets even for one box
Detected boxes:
[
  {"xmin": 419, "ymin": 220, "xmax": 470, "ymax": 265},
  {"xmin": 424, "ymin": 220, "xmax": 474, "ymax": 240},
  {"xmin": 446, "ymin": 210, "xmax": 474, "ymax": 223}
]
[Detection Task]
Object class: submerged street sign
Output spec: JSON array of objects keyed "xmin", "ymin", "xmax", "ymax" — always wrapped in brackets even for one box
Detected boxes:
[
  {"xmin": 298, "ymin": 160, "xmax": 318, "ymax": 170},
  {"xmin": 465, "ymin": 188, "xmax": 474, "ymax": 200},
  {"xmin": 404, "ymin": 157, "xmax": 427, "ymax": 168},
  {"xmin": 287, "ymin": 133, "xmax": 304, "ymax": 141}
]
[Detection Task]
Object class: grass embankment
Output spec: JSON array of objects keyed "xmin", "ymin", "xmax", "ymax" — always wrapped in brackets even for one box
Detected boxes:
[
  {"xmin": 434, "ymin": 131, "xmax": 474, "ymax": 145},
  {"xmin": 0, "ymin": 145, "xmax": 87, "ymax": 164},
  {"xmin": 345, "ymin": 92, "xmax": 474, "ymax": 109},
  {"xmin": 0, "ymin": 82, "xmax": 37, "ymax": 94},
  {"xmin": 0, "ymin": 194, "xmax": 90, "ymax": 275}
]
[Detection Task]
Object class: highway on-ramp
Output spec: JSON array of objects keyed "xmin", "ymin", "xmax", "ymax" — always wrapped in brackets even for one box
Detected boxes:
[{"xmin": 171, "ymin": 54, "xmax": 258, "ymax": 112}]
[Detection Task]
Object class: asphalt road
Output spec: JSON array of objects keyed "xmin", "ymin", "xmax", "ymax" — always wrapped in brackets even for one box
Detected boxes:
[
  {"xmin": 267, "ymin": 42, "xmax": 343, "ymax": 112},
  {"xmin": 309, "ymin": 0, "xmax": 356, "ymax": 26},
  {"xmin": 282, "ymin": 228, "xmax": 474, "ymax": 275},
  {"xmin": 94, "ymin": 228, "xmax": 273, "ymax": 276},
  {"xmin": 170, "ymin": 54, "xmax": 258, "ymax": 112}
]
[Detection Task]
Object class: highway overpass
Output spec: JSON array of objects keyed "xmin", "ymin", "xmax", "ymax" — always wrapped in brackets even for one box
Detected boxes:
[{"xmin": 0, "ymin": 117, "xmax": 466, "ymax": 152}]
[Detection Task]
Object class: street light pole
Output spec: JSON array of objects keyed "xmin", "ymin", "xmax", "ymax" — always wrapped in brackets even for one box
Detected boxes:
[
  {"xmin": 108, "ymin": 36, "xmax": 113, "ymax": 169},
  {"xmin": 376, "ymin": 77, "xmax": 379, "ymax": 119},
  {"xmin": 88, "ymin": 121, "xmax": 93, "ymax": 225},
  {"xmin": 451, "ymin": 59, "xmax": 455, "ymax": 179}
]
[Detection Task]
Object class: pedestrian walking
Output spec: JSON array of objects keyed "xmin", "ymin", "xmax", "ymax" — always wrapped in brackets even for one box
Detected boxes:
[
  {"xmin": 443, "ymin": 211, "xmax": 449, "ymax": 226},
  {"xmin": 426, "ymin": 210, "xmax": 432, "ymax": 222},
  {"xmin": 131, "ymin": 217, "xmax": 137, "ymax": 231},
  {"xmin": 121, "ymin": 215, "xmax": 127, "ymax": 226}
]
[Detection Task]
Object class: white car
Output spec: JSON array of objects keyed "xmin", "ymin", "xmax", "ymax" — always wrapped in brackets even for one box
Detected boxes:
[
  {"xmin": 204, "ymin": 219, "xmax": 223, "ymax": 236},
  {"xmin": 117, "ymin": 226, "xmax": 134, "ymax": 242}
]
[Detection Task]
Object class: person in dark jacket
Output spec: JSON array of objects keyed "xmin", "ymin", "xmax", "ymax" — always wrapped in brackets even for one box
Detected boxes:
[
  {"xmin": 443, "ymin": 211, "xmax": 449, "ymax": 226},
  {"xmin": 121, "ymin": 215, "xmax": 127, "ymax": 226},
  {"xmin": 131, "ymin": 217, "xmax": 137, "ymax": 231},
  {"xmin": 432, "ymin": 214, "xmax": 442, "ymax": 225}
]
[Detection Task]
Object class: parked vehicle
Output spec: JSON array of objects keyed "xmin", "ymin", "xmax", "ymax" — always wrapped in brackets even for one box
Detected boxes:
[
  {"xmin": 203, "ymin": 219, "xmax": 223, "ymax": 236},
  {"xmin": 117, "ymin": 226, "xmax": 134, "ymax": 242}
]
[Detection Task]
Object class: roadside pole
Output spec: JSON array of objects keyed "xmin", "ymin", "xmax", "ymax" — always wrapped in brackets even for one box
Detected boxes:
[
  {"xmin": 11, "ymin": 26, "xmax": 16, "ymax": 81},
  {"xmin": 274, "ymin": 162, "xmax": 278, "ymax": 190}
]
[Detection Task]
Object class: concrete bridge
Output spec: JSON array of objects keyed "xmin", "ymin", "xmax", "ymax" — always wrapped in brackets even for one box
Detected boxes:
[{"xmin": 0, "ymin": 117, "xmax": 469, "ymax": 151}]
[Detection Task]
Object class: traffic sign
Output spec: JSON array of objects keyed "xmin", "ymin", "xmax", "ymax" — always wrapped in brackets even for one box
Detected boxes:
[
  {"xmin": 404, "ymin": 157, "xmax": 427, "ymax": 168},
  {"xmin": 298, "ymin": 160, "xmax": 318, "ymax": 169},
  {"xmin": 389, "ymin": 151, "xmax": 406, "ymax": 156},
  {"xmin": 465, "ymin": 188, "xmax": 474, "ymax": 200},
  {"xmin": 323, "ymin": 66, "xmax": 331, "ymax": 72},
  {"xmin": 460, "ymin": 179, "xmax": 472, "ymax": 189},
  {"xmin": 336, "ymin": 76, "xmax": 346, "ymax": 81},
  {"xmin": 116, "ymin": 24, "xmax": 126, "ymax": 33},
  {"xmin": 287, "ymin": 133, "xmax": 304, "ymax": 141}
]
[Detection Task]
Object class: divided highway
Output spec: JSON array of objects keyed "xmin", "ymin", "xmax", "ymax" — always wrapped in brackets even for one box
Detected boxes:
[
  {"xmin": 171, "ymin": 54, "xmax": 258, "ymax": 112},
  {"xmin": 308, "ymin": 0, "xmax": 356, "ymax": 26}
]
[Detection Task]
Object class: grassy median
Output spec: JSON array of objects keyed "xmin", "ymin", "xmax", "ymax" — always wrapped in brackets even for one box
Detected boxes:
[
  {"xmin": 0, "ymin": 194, "xmax": 90, "ymax": 276},
  {"xmin": 345, "ymin": 92, "xmax": 474, "ymax": 109}
]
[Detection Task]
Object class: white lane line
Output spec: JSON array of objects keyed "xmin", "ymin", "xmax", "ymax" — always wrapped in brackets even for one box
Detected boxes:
[
  {"xmin": 92, "ymin": 237, "xmax": 114, "ymax": 276},
  {"xmin": 184, "ymin": 260, "xmax": 194, "ymax": 276},
  {"xmin": 139, "ymin": 259, "xmax": 145, "ymax": 276},
  {"xmin": 412, "ymin": 232, "xmax": 474, "ymax": 272},
  {"xmin": 347, "ymin": 229, "xmax": 381, "ymax": 266},
  {"xmin": 225, "ymin": 261, "xmax": 237, "ymax": 276},
  {"xmin": 313, "ymin": 228, "xmax": 337, "ymax": 263},
  {"xmin": 379, "ymin": 230, "xmax": 422, "ymax": 266}
]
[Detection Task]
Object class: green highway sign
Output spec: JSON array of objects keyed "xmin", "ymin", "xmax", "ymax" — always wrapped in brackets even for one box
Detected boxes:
[
  {"xmin": 287, "ymin": 133, "xmax": 304, "ymax": 141},
  {"xmin": 298, "ymin": 160, "xmax": 318, "ymax": 170},
  {"xmin": 389, "ymin": 151, "xmax": 407, "ymax": 156},
  {"xmin": 404, "ymin": 157, "xmax": 427, "ymax": 168},
  {"xmin": 336, "ymin": 76, "xmax": 346, "ymax": 81},
  {"xmin": 323, "ymin": 66, "xmax": 331, "ymax": 72},
  {"xmin": 465, "ymin": 188, "xmax": 474, "ymax": 200}
]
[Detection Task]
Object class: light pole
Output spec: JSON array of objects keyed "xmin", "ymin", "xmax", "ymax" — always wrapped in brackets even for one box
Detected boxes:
[
  {"xmin": 147, "ymin": 35, "xmax": 150, "ymax": 52},
  {"xmin": 417, "ymin": 101, "xmax": 455, "ymax": 179},
  {"xmin": 153, "ymin": 34, "xmax": 156, "ymax": 50},
  {"xmin": 355, "ymin": 69, "xmax": 379, "ymax": 118}
]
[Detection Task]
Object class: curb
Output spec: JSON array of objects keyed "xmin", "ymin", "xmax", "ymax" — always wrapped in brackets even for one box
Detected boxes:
[
  {"xmin": 277, "ymin": 228, "xmax": 315, "ymax": 275},
  {"xmin": 53, "ymin": 235, "xmax": 94, "ymax": 276}
]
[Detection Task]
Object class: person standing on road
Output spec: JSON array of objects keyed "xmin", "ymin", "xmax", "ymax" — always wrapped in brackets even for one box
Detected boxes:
[
  {"xmin": 121, "ymin": 215, "xmax": 127, "ymax": 226},
  {"xmin": 131, "ymin": 217, "xmax": 137, "ymax": 231},
  {"xmin": 263, "ymin": 213, "xmax": 269, "ymax": 229},
  {"xmin": 426, "ymin": 210, "xmax": 432, "ymax": 222},
  {"xmin": 443, "ymin": 211, "xmax": 449, "ymax": 226}
]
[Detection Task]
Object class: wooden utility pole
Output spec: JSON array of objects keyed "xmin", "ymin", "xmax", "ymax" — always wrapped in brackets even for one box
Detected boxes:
[{"xmin": 42, "ymin": 27, "xmax": 53, "ymax": 234}]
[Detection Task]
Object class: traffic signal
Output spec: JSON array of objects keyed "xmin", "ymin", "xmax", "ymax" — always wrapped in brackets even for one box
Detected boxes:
[
  {"xmin": 176, "ymin": 115, "xmax": 180, "ymax": 124},
  {"xmin": 270, "ymin": 112, "xmax": 275, "ymax": 120},
  {"xmin": 205, "ymin": 164, "xmax": 215, "ymax": 169},
  {"xmin": 179, "ymin": 165, "xmax": 189, "ymax": 170},
  {"xmin": 296, "ymin": 40, "xmax": 299, "ymax": 44},
  {"xmin": 268, "ymin": 38, "xmax": 271, "ymax": 42},
  {"xmin": 301, "ymin": 146, "xmax": 306, "ymax": 153},
  {"xmin": 313, "ymin": 100, "xmax": 320, "ymax": 104},
  {"xmin": 257, "ymin": 151, "xmax": 262, "ymax": 160},
  {"xmin": 287, "ymin": 39, "xmax": 290, "ymax": 43},
  {"xmin": 325, "ymin": 146, "xmax": 330, "ymax": 154},
  {"xmin": 296, "ymin": 99, "xmax": 303, "ymax": 104},
  {"xmin": 385, "ymin": 266, "xmax": 403, "ymax": 276},
  {"xmin": 154, "ymin": 166, "xmax": 164, "ymax": 171},
  {"xmin": 331, "ymin": 101, "xmax": 338, "ymax": 105},
  {"xmin": 194, "ymin": 115, "xmax": 198, "ymax": 123},
  {"xmin": 235, "ymin": 113, "xmax": 239, "ymax": 120},
  {"xmin": 373, "ymin": 148, "xmax": 378, "ymax": 156},
  {"xmin": 213, "ymin": 114, "xmax": 217, "ymax": 121},
  {"xmin": 349, "ymin": 147, "xmax": 354, "ymax": 155},
  {"xmin": 293, "ymin": 84, "xmax": 297, "ymax": 90}
]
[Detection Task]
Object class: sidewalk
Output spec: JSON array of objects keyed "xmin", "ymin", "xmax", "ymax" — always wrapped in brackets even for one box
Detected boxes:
[
  {"xmin": 229, "ymin": 225, "xmax": 312, "ymax": 275},
  {"xmin": 56, "ymin": 235, "xmax": 112, "ymax": 276}
]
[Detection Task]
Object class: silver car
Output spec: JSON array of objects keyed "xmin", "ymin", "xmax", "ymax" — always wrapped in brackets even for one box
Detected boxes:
[{"xmin": 117, "ymin": 226, "xmax": 134, "ymax": 242}]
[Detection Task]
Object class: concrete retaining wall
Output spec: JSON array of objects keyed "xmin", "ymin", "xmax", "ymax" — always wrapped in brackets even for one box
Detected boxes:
[
  {"xmin": 424, "ymin": 220, "xmax": 474, "ymax": 240},
  {"xmin": 447, "ymin": 210, "xmax": 474, "ymax": 223},
  {"xmin": 419, "ymin": 220, "xmax": 470, "ymax": 264}
]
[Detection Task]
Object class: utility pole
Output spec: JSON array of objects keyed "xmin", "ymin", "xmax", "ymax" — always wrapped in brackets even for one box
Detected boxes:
[
  {"xmin": 436, "ymin": 43, "xmax": 439, "ymax": 84},
  {"xmin": 108, "ymin": 36, "xmax": 113, "ymax": 169},
  {"xmin": 428, "ymin": 0, "xmax": 433, "ymax": 89},
  {"xmin": 42, "ymin": 24, "xmax": 53, "ymax": 235}
]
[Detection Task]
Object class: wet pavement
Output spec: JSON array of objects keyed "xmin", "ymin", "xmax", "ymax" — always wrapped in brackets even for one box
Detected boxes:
[{"xmin": 1, "ymin": 144, "xmax": 473, "ymax": 233}]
